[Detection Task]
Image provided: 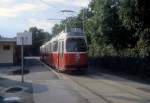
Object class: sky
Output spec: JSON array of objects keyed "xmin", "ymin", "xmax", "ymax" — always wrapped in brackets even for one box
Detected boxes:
[{"xmin": 0, "ymin": 0, "xmax": 91, "ymax": 37}]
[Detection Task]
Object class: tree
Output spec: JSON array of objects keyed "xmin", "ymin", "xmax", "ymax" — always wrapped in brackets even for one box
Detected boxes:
[
  {"xmin": 119, "ymin": 0, "xmax": 150, "ymax": 56},
  {"xmin": 52, "ymin": 24, "xmax": 64, "ymax": 36},
  {"xmin": 25, "ymin": 27, "xmax": 51, "ymax": 56},
  {"xmin": 101, "ymin": 0, "xmax": 132, "ymax": 50},
  {"xmin": 85, "ymin": 0, "xmax": 130, "ymax": 56}
]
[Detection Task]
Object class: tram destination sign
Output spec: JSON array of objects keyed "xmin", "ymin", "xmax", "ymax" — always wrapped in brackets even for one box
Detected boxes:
[{"xmin": 17, "ymin": 32, "xmax": 32, "ymax": 45}]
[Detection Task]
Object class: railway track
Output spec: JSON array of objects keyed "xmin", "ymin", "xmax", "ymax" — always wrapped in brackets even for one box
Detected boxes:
[
  {"xmin": 59, "ymin": 72, "xmax": 114, "ymax": 103},
  {"xmin": 67, "ymin": 75, "xmax": 114, "ymax": 103},
  {"xmin": 64, "ymin": 72, "xmax": 150, "ymax": 103}
]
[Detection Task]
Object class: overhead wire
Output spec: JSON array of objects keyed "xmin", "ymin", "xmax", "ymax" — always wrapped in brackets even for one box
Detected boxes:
[{"xmin": 38, "ymin": 0, "xmax": 59, "ymax": 9}]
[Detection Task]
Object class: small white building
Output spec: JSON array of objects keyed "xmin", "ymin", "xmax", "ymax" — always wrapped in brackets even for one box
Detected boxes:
[{"xmin": 0, "ymin": 38, "xmax": 17, "ymax": 64}]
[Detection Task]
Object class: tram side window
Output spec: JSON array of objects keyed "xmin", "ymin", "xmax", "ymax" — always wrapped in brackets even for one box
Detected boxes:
[
  {"xmin": 62, "ymin": 41, "xmax": 64, "ymax": 53},
  {"xmin": 46, "ymin": 45, "xmax": 48, "ymax": 53},
  {"xmin": 62, "ymin": 41, "xmax": 64, "ymax": 58},
  {"xmin": 53, "ymin": 41, "xmax": 58, "ymax": 52},
  {"xmin": 48, "ymin": 44, "xmax": 50, "ymax": 53},
  {"xmin": 45, "ymin": 47, "xmax": 46, "ymax": 54},
  {"xmin": 50, "ymin": 43, "xmax": 52, "ymax": 52},
  {"xmin": 44, "ymin": 48, "xmax": 45, "ymax": 54},
  {"xmin": 49, "ymin": 43, "xmax": 51, "ymax": 52}
]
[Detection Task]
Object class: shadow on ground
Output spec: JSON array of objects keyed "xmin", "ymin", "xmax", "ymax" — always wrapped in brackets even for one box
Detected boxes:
[
  {"xmin": 0, "ymin": 77, "xmax": 48, "ymax": 94},
  {"xmin": 89, "ymin": 56, "xmax": 150, "ymax": 85}
]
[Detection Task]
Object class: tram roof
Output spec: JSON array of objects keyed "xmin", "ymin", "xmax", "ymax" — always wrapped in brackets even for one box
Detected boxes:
[{"xmin": 41, "ymin": 28, "xmax": 85, "ymax": 47}]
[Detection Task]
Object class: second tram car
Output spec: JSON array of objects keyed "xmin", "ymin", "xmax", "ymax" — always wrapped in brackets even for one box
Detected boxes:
[{"xmin": 40, "ymin": 28, "xmax": 88, "ymax": 72}]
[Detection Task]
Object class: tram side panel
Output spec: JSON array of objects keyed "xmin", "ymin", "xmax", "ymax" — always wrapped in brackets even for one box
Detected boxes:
[{"xmin": 51, "ymin": 52, "xmax": 58, "ymax": 68}]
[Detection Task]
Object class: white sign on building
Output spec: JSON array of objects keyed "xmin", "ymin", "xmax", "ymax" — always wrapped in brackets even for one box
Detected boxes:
[{"xmin": 17, "ymin": 32, "xmax": 32, "ymax": 45}]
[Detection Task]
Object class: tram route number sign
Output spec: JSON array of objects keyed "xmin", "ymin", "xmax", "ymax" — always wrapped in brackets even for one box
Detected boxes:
[{"xmin": 17, "ymin": 32, "xmax": 32, "ymax": 45}]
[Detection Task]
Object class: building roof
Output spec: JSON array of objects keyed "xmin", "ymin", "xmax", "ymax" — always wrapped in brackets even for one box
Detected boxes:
[{"xmin": 0, "ymin": 38, "xmax": 16, "ymax": 43}]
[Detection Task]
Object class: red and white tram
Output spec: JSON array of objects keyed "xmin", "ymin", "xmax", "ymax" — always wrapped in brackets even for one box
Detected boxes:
[{"xmin": 40, "ymin": 28, "xmax": 88, "ymax": 72}]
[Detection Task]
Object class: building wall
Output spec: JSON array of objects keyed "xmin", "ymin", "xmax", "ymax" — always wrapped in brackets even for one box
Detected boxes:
[{"xmin": 0, "ymin": 43, "xmax": 15, "ymax": 64}]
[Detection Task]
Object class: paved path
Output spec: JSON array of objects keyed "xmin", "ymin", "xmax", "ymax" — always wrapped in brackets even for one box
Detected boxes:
[
  {"xmin": 1, "ymin": 58, "xmax": 150, "ymax": 103},
  {"xmin": 0, "ymin": 65, "xmax": 33, "ymax": 103},
  {"xmin": 25, "ymin": 59, "xmax": 95, "ymax": 103}
]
